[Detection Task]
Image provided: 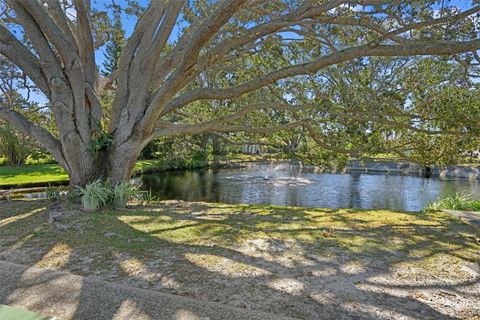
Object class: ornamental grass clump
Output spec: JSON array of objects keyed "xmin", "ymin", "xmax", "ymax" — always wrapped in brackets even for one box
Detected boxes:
[
  {"xmin": 77, "ymin": 179, "xmax": 112, "ymax": 211},
  {"xmin": 425, "ymin": 193, "xmax": 480, "ymax": 211},
  {"xmin": 77, "ymin": 180, "xmax": 143, "ymax": 210},
  {"xmin": 112, "ymin": 182, "xmax": 141, "ymax": 209}
]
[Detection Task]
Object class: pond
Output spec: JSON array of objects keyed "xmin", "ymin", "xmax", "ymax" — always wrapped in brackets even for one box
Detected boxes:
[{"xmin": 140, "ymin": 162, "xmax": 480, "ymax": 212}]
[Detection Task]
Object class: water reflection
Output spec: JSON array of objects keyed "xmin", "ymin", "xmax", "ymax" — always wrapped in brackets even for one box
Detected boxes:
[{"xmin": 141, "ymin": 163, "xmax": 480, "ymax": 211}]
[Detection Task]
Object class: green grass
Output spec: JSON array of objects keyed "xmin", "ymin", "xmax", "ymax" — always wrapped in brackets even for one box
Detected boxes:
[
  {"xmin": 0, "ymin": 164, "xmax": 69, "ymax": 187},
  {"xmin": 0, "ymin": 160, "xmax": 195, "ymax": 187},
  {"xmin": 425, "ymin": 193, "xmax": 480, "ymax": 211}
]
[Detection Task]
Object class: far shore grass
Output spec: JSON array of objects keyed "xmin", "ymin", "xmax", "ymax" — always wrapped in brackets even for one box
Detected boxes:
[
  {"xmin": 0, "ymin": 161, "xmax": 176, "ymax": 187},
  {"xmin": 0, "ymin": 164, "xmax": 69, "ymax": 187},
  {"xmin": 0, "ymin": 154, "xmax": 272, "ymax": 188}
]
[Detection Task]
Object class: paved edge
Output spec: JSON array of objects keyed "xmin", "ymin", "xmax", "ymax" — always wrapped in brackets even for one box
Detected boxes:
[
  {"xmin": 0, "ymin": 260, "xmax": 297, "ymax": 320},
  {"xmin": 443, "ymin": 209, "xmax": 480, "ymax": 228}
]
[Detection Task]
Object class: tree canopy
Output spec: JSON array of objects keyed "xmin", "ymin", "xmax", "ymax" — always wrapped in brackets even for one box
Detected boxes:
[{"xmin": 0, "ymin": 0, "xmax": 479, "ymax": 185}]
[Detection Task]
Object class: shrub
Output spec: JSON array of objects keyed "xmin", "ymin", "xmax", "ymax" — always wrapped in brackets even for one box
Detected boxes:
[
  {"xmin": 467, "ymin": 201, "xmax": 480, "ymax": 211},
  {"xmin": 424, "ymin": 193, "xmax": 478, "ymax": 211},
  {"xmin": 138, "ymin": 189, "xmax": 158, "ymax": 206}
]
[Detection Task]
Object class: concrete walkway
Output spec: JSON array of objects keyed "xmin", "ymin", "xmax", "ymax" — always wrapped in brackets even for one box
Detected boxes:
[
  {"xmin": 443, "ymin": 209, "xmax": 480, "ymax": 228},
  {"xmin": 0, "ymin": 260, "xmax": 296, "ymax": 320}
]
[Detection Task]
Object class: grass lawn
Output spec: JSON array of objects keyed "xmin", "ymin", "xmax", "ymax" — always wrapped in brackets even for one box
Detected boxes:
[
  {"xmin": 0, "ymin": 162, "xmax": 161, "ymax": 188},
  {"xmin": 0, "ymin": 199, "xmax": 479, "ymax": 319},
  {"xmin": 0, "ymin": 164, "xmax": 69, "ymax": 187}
]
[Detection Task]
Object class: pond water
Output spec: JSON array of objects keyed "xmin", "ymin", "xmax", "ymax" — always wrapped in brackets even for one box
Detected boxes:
[{"xmin": 139, "ymin": 162, "xmax": 480, "ymax": 211}]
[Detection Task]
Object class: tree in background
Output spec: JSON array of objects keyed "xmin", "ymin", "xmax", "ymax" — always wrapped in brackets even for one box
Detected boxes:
[
  {"xmin": 237, "ymin": 40, "xmax": 480, "ymax": 167},
  {"xmin": 0, "ymin": 120, "xmax": 39, "ymax": 166},
  {"xmin": 0, "ymin": 1, "xmax": 479, "ymax": 186},
  {"xmin": 0, "ymin": 57, "xmax": 45, "ymax": 166},
  {"xmin": 102, "ymin": 1, "xmax": 125, "ymax": 76}
]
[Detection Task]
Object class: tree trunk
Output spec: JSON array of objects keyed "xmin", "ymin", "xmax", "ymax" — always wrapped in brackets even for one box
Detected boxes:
[
  {"xmin": 63, "ymin": 147, "xmax": 106, "ymax": 187},
  {"xmin": 61, "ymin": 142, "xmax": 142, "ymax": 187},
  {"xmin": 108, "ymin": 151, "xmax": 137, "ymax": 185},
  {"xmin": 108, "ymin": 140, "xmax": 144, "ymax": 185},
  {"xmin": 64, "ymin": 154, "xmax": 137, "ymax": 187}
]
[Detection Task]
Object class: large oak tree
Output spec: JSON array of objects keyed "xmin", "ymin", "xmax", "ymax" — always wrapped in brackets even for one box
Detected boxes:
[{"xmin": 0, "ymin": 0, "xmax": 479, "ymax": 186}]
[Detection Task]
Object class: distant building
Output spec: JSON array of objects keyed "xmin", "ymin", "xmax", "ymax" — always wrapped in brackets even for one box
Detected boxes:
[{"xmin": 242, "ymin": 144, "xmax": 267, "ymax": 154}]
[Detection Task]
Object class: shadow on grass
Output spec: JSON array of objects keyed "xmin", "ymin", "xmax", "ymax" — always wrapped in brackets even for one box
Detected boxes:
[{"xmin": 0, "ymin": 200, "xmax": 479, "ymax": 319}]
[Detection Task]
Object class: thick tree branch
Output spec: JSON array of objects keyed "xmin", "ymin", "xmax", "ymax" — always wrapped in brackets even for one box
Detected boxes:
[
  {"xmin": 45, "ymin": 0, "xmax": 79, "ymax": 54},
  {"xmin": 0, "ymin": 24, "xmax": 49, "ymax": 94},
  {"xmin": 214, "ymin": 121, "xmax": 304, "ymax": 134},
  {"xmin": 17, "ymin": 0, "xmax": 79, "ymax": 68},
  {"xmin": 163, "ymin": 39, "xmax": 480, "ymax": 114},
  {"xmin": 152, "ymin": 102, "xmax": 313, "ymax": 139},
  {"xmin": 73, "ymin": 0, "xmax": 96, "ymax": 86},
  {"xmin": 211, "ymin": 132, "xmax": 281, "ymax": 149},
  {"xmin": 154, "ymin": 120, "xmax": 305, "ymax": 138},
  {"xmin": 0, "ymin": 106, "xmax": 68, "ymax": 170},
  {"xmin": 109, "ymin": 2, "xmax": 169, "ymax": 134},
  {"xmin": 150, "ymin": 1, "xmax": 352, "ymax": 95},
  {"xmin": 111, "ymin": 1, "xmax": 185, "ymax": 144},
  {"xmin": 5, "ymin": 1, "xmax": 92, "ymax": 146},
  {"xmin": 16, "ymin": 0, "xmax": 97, "ymax": 141},
  {"xmin": 5, "ymin": 1, "xmax": 64, "ymax": 86},
  {"xmin": 176, "ymin": 0, "xmax": 247, "ymax": 74},
  {"xmin": 141, "ymin": 0, "xmax": 248, "ymax": 135}
]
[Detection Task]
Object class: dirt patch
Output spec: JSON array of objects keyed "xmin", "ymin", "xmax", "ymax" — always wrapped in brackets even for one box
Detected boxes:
[{"xmin": 0, "ymin": 200, "xmax": 479, "ymax": 319}]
